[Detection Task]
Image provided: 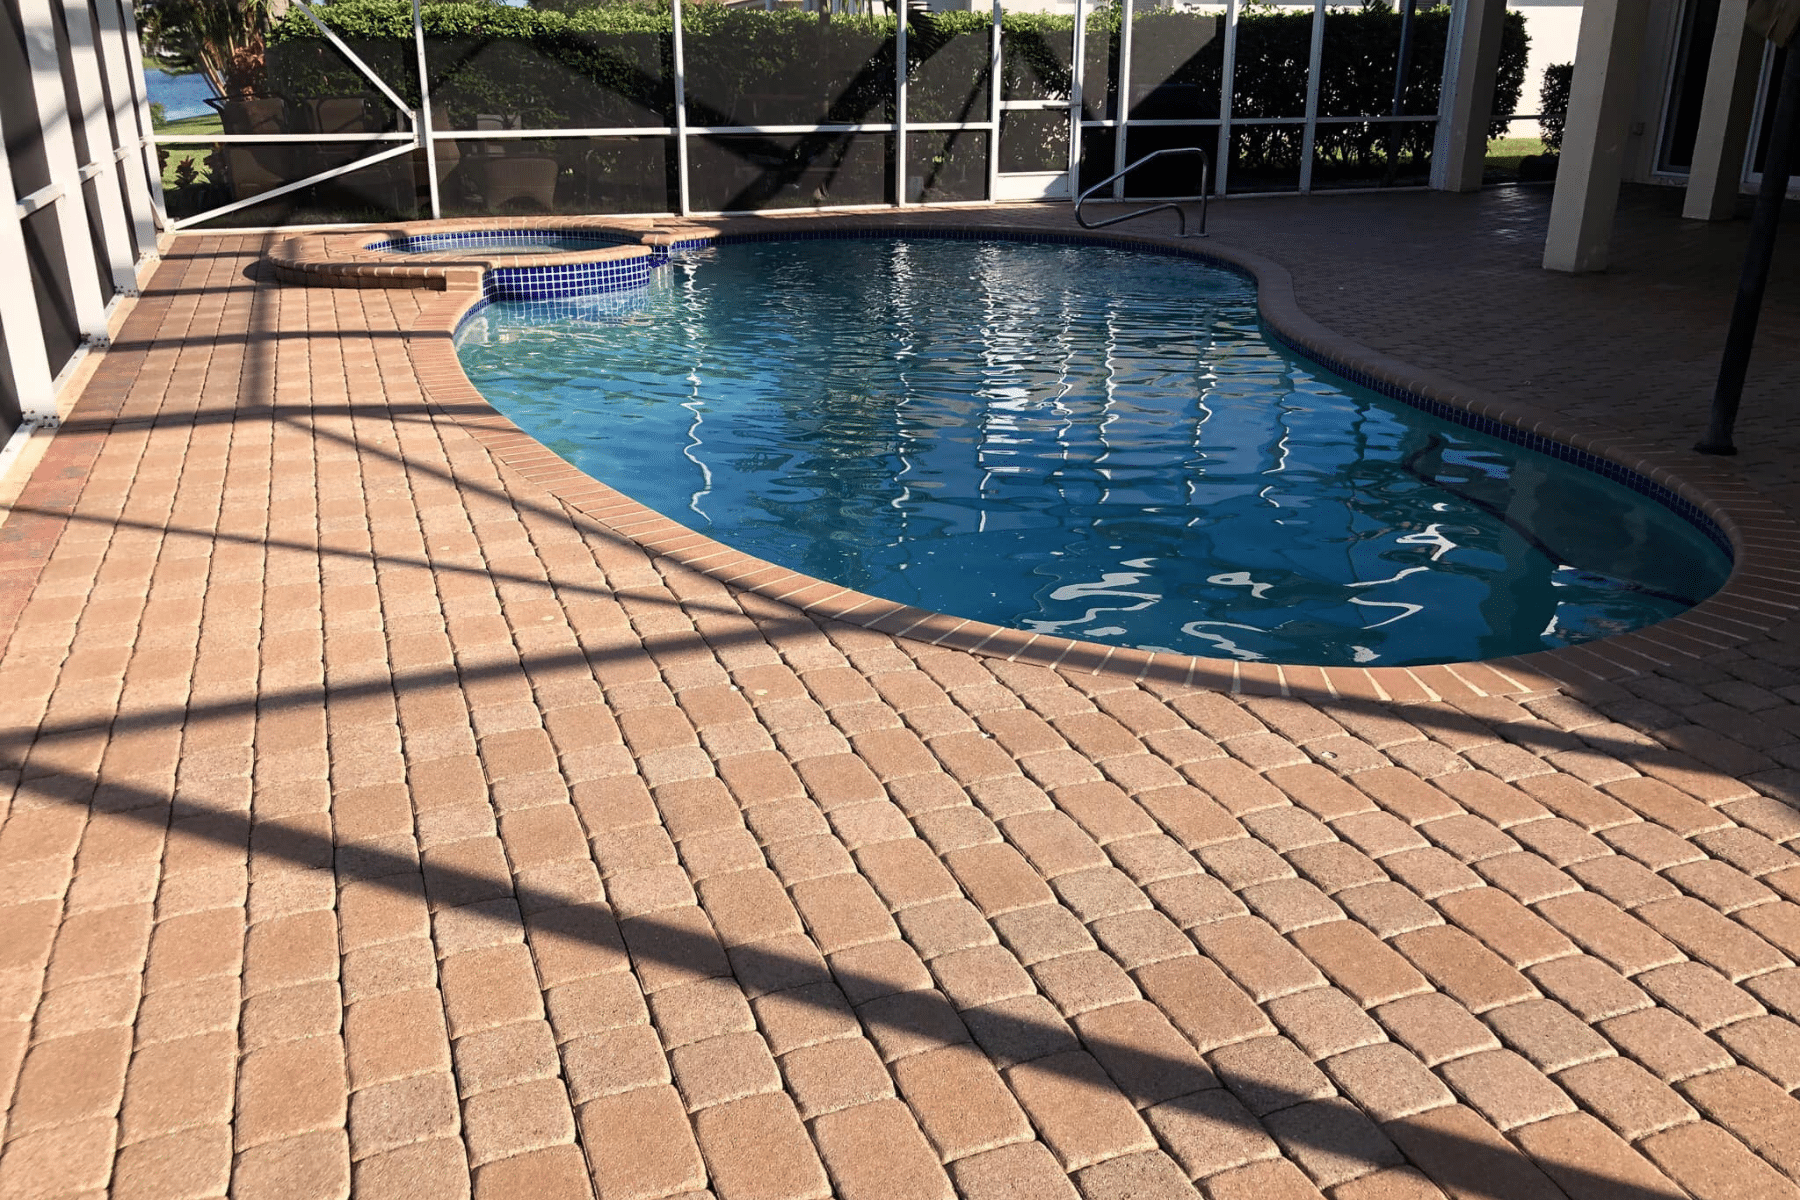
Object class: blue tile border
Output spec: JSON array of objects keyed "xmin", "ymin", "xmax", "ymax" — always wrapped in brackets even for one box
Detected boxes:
[{"xmin": 481, "ymin": 254, "xmax": 656, "ymax": 301}]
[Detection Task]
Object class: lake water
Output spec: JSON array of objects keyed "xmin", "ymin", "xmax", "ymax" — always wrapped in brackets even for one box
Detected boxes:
[{"xmin": 144, "ymin": 67, "xmax": 216, "ymax": 123}]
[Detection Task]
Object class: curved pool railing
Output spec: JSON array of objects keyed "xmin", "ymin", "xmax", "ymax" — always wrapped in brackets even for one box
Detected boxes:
[{"xmin": 1076, "ymin": 148, "xmax": 1211, "ymax": 239}]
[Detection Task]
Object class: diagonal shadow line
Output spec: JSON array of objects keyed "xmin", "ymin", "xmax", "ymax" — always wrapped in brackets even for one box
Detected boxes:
[
  {"xmin": 7, "ymin": 396, "xmax": 1746, "ymax": 786},
  {"xmin": 25, "ymin": 246, "xmax": 1771, "ymax": 788},
  {"xmin": 1, "ymin": 601, "xmax": 1738, "ymax": 796},
  {"xmin": 93, "ymin": 329, "xmax": 430, "ymax": 351},
  {"xmin": 2, "ymin": 759, "xmax": 1683, "ymax": 1200},
  {"xmin": 0, "ymin": 505, "xmax": 754, "ymax": 623},
  {"xmin": 50, "ymin": 402, "xmax": 492, "ymax": 438},
  {"xmin": 0, "ymin": 494, "xmax": 1740, "ymax": 779}
]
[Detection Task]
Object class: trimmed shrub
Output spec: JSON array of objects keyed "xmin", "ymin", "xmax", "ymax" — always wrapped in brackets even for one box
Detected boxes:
[
  {"xmin": 1540, "ymin": 60, "xmax": 1571, "ymax": 152},
  {"xmin": 263, "ymin": 0, "xmax": 1526, "ymax": 182}
]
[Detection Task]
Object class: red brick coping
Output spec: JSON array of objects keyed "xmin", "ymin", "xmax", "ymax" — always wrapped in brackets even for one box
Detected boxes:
[
  {"xmin": 269, "ymin": 212, "xmax": 1800, "ymax": 705},
  {"xmin": 268, "ymin": 215, "xmax": 686, "ymax": 291}
]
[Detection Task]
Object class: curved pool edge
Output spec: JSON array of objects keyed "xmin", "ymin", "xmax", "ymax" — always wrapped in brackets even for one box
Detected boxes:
[{"xmin": 318, "ymin": 213, "xmax": 1799, "ymax": 702}]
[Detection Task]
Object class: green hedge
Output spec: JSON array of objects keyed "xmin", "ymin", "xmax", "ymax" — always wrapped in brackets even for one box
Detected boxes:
[{"xmin": 264, "ymin": 0, "xmax": 1525, "ymax": 176}]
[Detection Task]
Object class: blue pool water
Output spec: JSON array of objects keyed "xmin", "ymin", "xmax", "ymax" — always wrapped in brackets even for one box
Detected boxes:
[
  {"xmin": 377, "ymin": 231, "xmax": 629, "ymax": 255},
  {"xmin": 455, "ymin": 237, "xmax": 1731, "ymax": 667}
]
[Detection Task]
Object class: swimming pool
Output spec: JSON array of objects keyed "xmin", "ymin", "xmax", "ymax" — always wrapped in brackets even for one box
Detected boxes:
[{"xmin": 455, "ymin": 236, "xmax": 1731, "ymax": 668}]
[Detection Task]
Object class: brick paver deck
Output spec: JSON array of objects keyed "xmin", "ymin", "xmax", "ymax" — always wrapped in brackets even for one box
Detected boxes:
[{"xmin": 1, "ymin": 185, "xmax": 1798, "ymax": 1200}]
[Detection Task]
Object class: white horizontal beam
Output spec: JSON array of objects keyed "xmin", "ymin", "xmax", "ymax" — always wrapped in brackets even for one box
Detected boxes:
[{"xmin": 156, "ymin": 133, "xmax": 418, "ymax": 144}]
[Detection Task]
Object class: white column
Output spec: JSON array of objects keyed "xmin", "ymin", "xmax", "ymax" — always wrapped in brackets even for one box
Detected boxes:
[
  {"xmin": 1298, "ymin": 0, "xmax": 1325, "ymax": 191},
  {"xmin": 1112, "ymin": 0, "xmax": 1132, "ymax": 195},
  {"xmin": 411, "ymin": 0, "xmax": 440, "ymax": 218},
  {"xmin": 56, "ymin": 0, "xmax": 138, "ymax": 294},
  {"xmin": 91, "ymin": 0, "xmax": 161, "ymax": 255},
  {"xmin": 1542, "ymin": 0, "xmax": 1650, "ymax": 272},
  {"xmin": 673, "ymin": 0, "xmax": 691, "ymax": 215},
  {"xmin": 896, "ymin": 1, "xmax": 909, "ymax": 204},
  {"xmin": 987, "ymin": 0, "xmax": 1001, "ymax": 201},
  {"xmin": 17, "ymin": 0, "xmax": 110, "ymax": 339},
  {"xmin": 1682, "ymin": 0, "xmax": 1764, "ymax": 220},
  {"xmin": 1430, "ymin": 0, "xmax": 1507, "ymax": 191},
  {"xmin": 1215, "ymin": 0, "xmax": 1237, "ymax": 194},
  {"xmin": 115, "ymin": 0, "xmax": 168, "ymax": 228},
  {"xmin": 0, "ymin": 137, "xmax": 58, "ymax": 424}
]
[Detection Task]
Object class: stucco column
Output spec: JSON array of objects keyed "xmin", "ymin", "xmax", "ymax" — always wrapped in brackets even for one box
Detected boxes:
[
  {"xmin": 1682, "ymin": 0, "xmax": 1765, "ymax": 220},
  {"xmin": 1542, "ymin": 0, "xmax": 1651, "ymax": 271},
  {"xmin": 1430, "ymin": 0, "xmax": 1509, "ymax": 192}
]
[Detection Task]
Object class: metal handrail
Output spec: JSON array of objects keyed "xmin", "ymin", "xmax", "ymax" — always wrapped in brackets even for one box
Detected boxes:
[{"xmin": 1074, "ymin": 147, "xmax": 1210, "ymax": 238}]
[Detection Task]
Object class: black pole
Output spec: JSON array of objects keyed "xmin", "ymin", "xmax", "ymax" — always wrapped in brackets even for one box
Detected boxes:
[
  {"xmin": 1383, "ymin": 0, "xmax": 1418, "ymax": 186},
  {"xmin": 1391, "ymin": 0, "xmax": 1418, "ymax": 117},
  {"xmin": 1696, "ymin": 44, "xmax": 1800, "ymax": 455}
]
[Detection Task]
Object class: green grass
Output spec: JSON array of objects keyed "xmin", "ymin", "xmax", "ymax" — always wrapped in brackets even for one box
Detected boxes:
[
  {"xmin": 1485, "ymin": 134, "xmax": 1546, "ymax": 171},
  {"xmin": 154, "ymin": 111, "xmax": 223, "ymax": 136},
  {"xmin": 159, "ymin": 144, "xmax": 214, "ymax": 190}
]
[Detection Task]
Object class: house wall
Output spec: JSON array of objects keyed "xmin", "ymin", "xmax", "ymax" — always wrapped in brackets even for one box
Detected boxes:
[{"xmin": 1510, "ymin": 0, "xmax": 1584, "ymax": 136}]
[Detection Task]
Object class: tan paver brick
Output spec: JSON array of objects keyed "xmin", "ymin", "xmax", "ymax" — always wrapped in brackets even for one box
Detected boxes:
[
  {"xmin": 1261, "ymin": 1097, "xmax": 1403, "ymax": 1189},
  {"xmin": 1266, "ymin": 988, "xmax": 1386, "ymax": 1060},
  {"xmin": 1006, "ymin": 1050, "xmax": 1157, "ymax": 1170},
  {"xmin": 1509, "ymin": 1113, "xmax": 1685, "ymax": 1200},
  {"xmin": 1635, "ymin": 896, "xmax": 1792, "ymax": 981},
  {"xmin": 1599, "ymin": 1008, "xmax": 1733, "ymax": 1083},
  {"xmin": 1326, "ymin": 1165, "xmax": 1448, "ymax": 1200},
  {"xmin": 1143, "ymin": 1087, "xmax": 1279, "ymax": 1182},
  {"xmin": 1438, "ymin": 1049, "xmax": 1577, "ymax": 1131},
  {"xmin": 1382, "ymin": 1104, "xmax": 1563, "ymax": 1200},
  {"xmin": 1678, "ymin": 1066, "xmax": 1800, "ymax": 1181},
  {"xmin": 1190, "ymin": 917, "xmax": 1325, "ymax": 1002},
  {"xmin": 111, "ymin": 1124, "xmax": 235, "ymax": 1200},
  {"xmin": 1136, "ymin": 955, "xmax": 1273, "ymax": 1052},
  {"xmin": 1526, "ymin": 956, "xmax": 1654, "ymax": 1022},
  {"xmin": 1322, "ymin": 1043, "xmax": 1453, "ymax": 1122},
  {"xmin": 693, "ymin": 1092, "xmax": 830, "ymax": 1200},
  {"xmin": 814, "ymin": 1100, "xmax": 955, "ymax": 1200},
  {"xmin": 1435, "ymin": 889, "xmax": 1576, "ymax": 968},
  {"xmin": 119, "ymin": 1029, "xmax": 237, "ymax": 1145},
  {"xmin": 1288, "ymin": 921, "xmax": 1428, "ymax": 1008},
  {"xmin": 1391, "ymin": 927, "xmax": 1538, "ymax": 1014},
  {"xmin": 230, "ymin": 1129, "xmax": 352, "ymax": 1200},
  {"xmin": 580, "ymin": 1085, "xmax": 708, "ymax": 1200},
  {"xmin": 930, "ymin": 944, "xmax": 1036, "ymax": 1008},
  {"xmin": 671, "ymin": 1031, "xmax": 784, "ymax": 1110},
  {"xmin": 947, "ymin": 1142, "xmax": 1080, "ymax": 1200},
  {"xmin": 1639, "ymin": 1119, "xmax": 1800, "ymax": 1200},
  {"xmin": 779, "ymin": 1037, "xmax": 895, "ymax": 1118},
  {"xmin": 962, "ymin": 992, "xmax": 1082, "ymax": 1068},
  {"xmin": 469, "ymin": 1144, "xmax": 590, "ymax": 1200},
  {"xmin": 347, "ymin": 1072, "xmax": 460, "ymax": 1160},
  {"xmin": 1075, "ymin": 999, "xmax": 1219, "ymax": 1109},
  {"xmin": 1556, "ymin": 1056, "xmax": 1697, "ymax": 1140}
]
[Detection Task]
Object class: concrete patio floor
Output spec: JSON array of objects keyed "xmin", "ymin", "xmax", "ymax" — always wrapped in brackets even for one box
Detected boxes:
[{"xmin": 0, "ymin": 184, "xmax": 1798, "ymax": 1200}]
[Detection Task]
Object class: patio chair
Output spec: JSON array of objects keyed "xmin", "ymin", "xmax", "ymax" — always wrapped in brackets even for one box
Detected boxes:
[
  {"xmin": 211, "ymin": 97, "xmax": 294, "ymax": 202},
  {"xmin": 462, "ymin": 114, "xmax": 559, "ymax": 212}
]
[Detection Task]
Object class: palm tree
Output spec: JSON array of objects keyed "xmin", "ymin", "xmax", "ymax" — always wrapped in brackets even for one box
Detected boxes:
[{"xmin": 136, "ymin": 0, "xmax": 279, "ymax": 98}]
